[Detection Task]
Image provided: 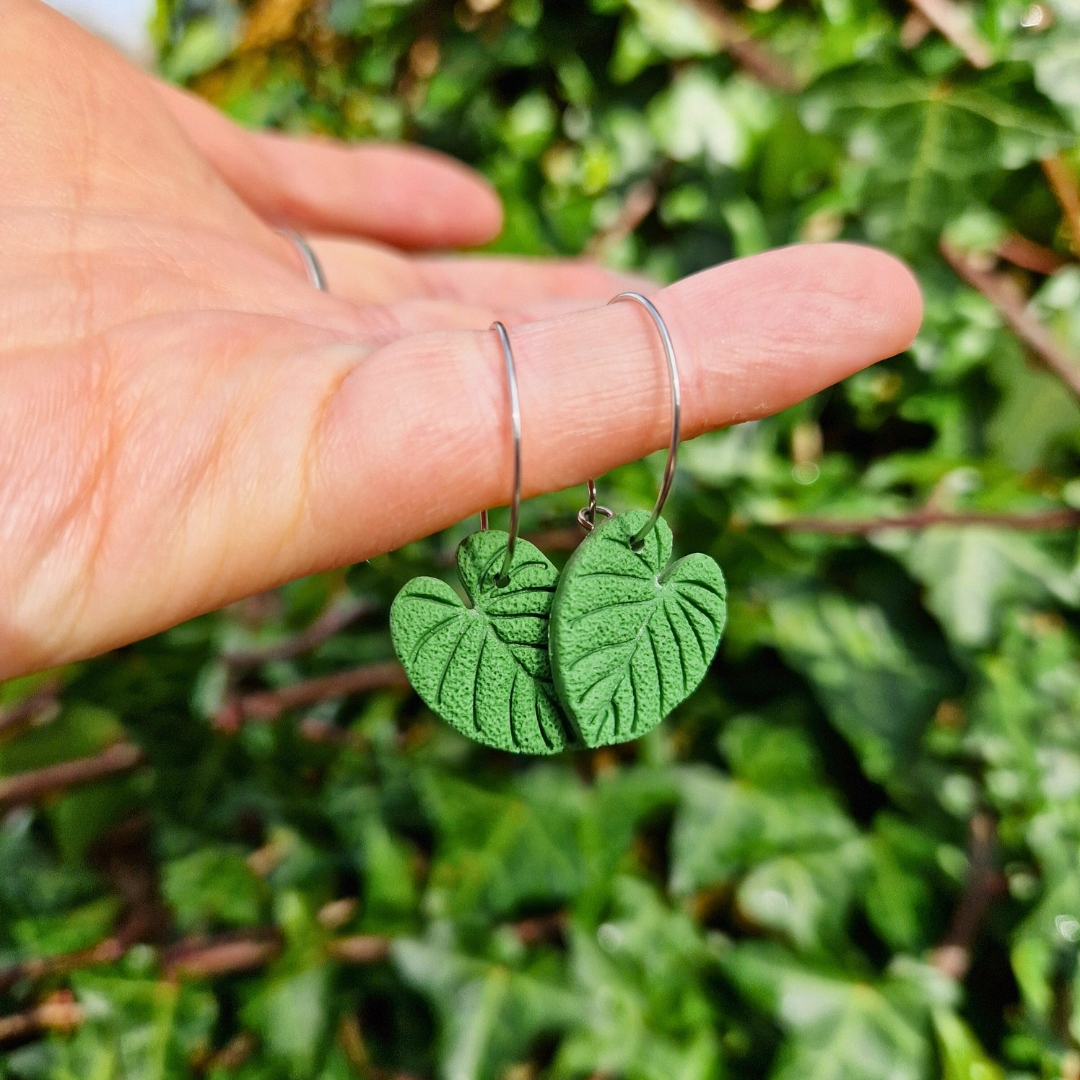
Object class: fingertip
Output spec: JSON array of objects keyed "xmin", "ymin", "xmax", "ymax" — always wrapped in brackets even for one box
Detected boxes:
[
  {"xmin": 368, "ymin": 143, "xmax": 504, "ymax": 248},
  {"xmin": 795, "ymin": 242, "xmax": 923, "ymax": 354}
]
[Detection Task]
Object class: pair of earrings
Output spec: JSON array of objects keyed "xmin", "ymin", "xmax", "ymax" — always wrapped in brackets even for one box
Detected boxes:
[{"xmin": 389, "ymin": 294, "xmax": 727, "ymax": 754}]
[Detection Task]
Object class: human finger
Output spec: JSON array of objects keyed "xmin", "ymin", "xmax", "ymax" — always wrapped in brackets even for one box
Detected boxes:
[
  {"xmin": 307, "ymin": 237, "xmax": 657, "ymax": 305},
  {"xmin": 1, "ymin": 245, "xmax": 919, "ymax": 675},
  {"xmin": 155, "ymin": 81, "xmax": 504, "ymax": 249},
  {"xmin": 309, "ymin": 243, "xmax": 922, "ymax": 564}
]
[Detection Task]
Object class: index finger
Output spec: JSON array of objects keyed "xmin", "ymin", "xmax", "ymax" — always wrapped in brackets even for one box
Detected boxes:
[{"xmin": 309, "ymin": 243, "xmax": 922, "ymax": 563}]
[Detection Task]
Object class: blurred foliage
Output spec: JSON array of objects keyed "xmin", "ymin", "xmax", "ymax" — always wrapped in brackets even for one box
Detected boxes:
[{"xmin": 5, "ymin": 0, "xmax": 1080, "ymax": 1076}]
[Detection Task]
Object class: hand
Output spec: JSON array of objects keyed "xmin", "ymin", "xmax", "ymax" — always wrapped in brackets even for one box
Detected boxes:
[{"xmin": 0, "ymin": 0, "xmax": 921, "ymax": 678}]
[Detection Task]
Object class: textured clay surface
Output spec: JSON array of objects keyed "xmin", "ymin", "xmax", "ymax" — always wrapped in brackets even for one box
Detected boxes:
[
  {"xmin": 390, "ymin": 530, "xmax": 574, "ymax": 754},
  {"xmin": 550, "ymin": 510, "xmax": 726, "ymax": 748}
]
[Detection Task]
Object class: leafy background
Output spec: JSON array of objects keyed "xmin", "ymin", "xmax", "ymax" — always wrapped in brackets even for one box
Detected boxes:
[{"xmin": 5, "ymin": 0, "xmax": 1080, "ymax": 1076}]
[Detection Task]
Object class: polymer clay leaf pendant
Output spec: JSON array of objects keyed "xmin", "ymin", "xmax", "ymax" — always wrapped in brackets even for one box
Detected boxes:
[
  {"xmin": 390, "ymin": 529, "xmax": 574, "ymax": 755},
  {"xmin": 550, "ymin": 509, "xmax": 726, "ymax": 748}
]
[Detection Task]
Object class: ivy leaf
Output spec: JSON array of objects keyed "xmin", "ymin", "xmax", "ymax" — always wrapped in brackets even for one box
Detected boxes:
[
  {"xmin": 53, "ymin": 974, "xmax": 217, "ymax": 1080},
  {"xmin": 670, "ymin": 764, "xmax": 865, "ymax": 951},
  {"xmin": 768, "ymin": 592, "xmax": 941, "ymax": 781},
  {"xmin": 162, "ymin": 846, "xmax": 267, "ymax": 932},
  {"xmin": 801, "ymin": 69, "xmax": 1070, "ymax": 253},
  {"xmin": 878, "ymin": 527, "xmax": 1080, "ymax": 648},
  {"xmin": 556, "ymin": 878, "xmax": 721, "ymax": 1080},
  {"xmin": 719, "ymin": 943, "xmax": 939, "ymax": 1080},
  {"xmin": 391, "ymin": 530, "xmax": 573, "ymax": 755},
  {"xmin": 394, "ymin": 932, "xmax": 579, "ymax": 1080},
  {"xmin": 421, "ymin": 769, "xmax": 586, "ymax": 924},
  {"xmin": 550, "ymin": 511, "xmax": 726, "ymax": 748}
]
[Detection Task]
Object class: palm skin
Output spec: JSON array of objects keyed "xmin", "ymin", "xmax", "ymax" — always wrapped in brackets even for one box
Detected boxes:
[{"xmin": 0, "ymin": 0, "xmax": 922, "ymax": 679}]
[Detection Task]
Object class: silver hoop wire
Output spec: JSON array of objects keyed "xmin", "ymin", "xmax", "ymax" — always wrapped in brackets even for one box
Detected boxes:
[
  {"xmin": 610, "ymin": 291, "xmax": 682, "ymax": 551},
  {"xmin": 278, "ymin": 229, "xmax": 328, "ymax": 292},
  {"xmin": 577, "ymin": 479, "xmax": 614, "ymax": 532},
  {"xmin": 479, "ymin": 321, "xmax": 522, "ymax": 588}
]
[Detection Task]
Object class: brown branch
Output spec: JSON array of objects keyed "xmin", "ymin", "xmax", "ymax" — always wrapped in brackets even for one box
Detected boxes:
[
  {"xmin": 163, "ymin": 930, "xmax": 282, "ymax": 980},
  {"xmin": 512, "ymin": 910, "xmax": 567, "ymax": 948},
  {"xmin": 1043, "ymin": 154, "xmax": 1080, "ymax": 256},
  {"xmin": 222, "ymin": 595, "xmax": 377, "ymax": 669},
  {"xmin": 235, "ymin": 661, "xmax": 409, "ymax": 722},
  {"xmin": 899, "ymin": 9, "xmax": 932, "ymax": 47},
  {"xmin": 0, "ymin": 743, "xmax": 143, "ymax": 810},
  {"xmin": 525, "ymin": 527, "xmax": 584, "ymax": 552},
  {"xmin": 206, "ymin": 1032, "xmax": 259, "ymax": 1071},
  {"xmin": 326, "ymin": 935, "xmax": 391, "ymax": 964},
  {"xmin": 0, "ymin": 902, "xmax": 159, "ymax": 994},
  {"xmin": 585, "ymin": 180, "xmax": 657, "ymax": 260},
  {"xmin": 776, "ymin": 507, "xmax": 1080, "ymax": 535},
  {"xmin": 0, "ymin": 937, "xmax": 125, "ymax": 994},
  {"xmin": 165, "ymin": 929, "xmax": 390, "ymax": 979},
  {"xmin": 996, "ymin": 231, "xmax": 1070, "ymax": 275},
  {"xmin": 0, "ymin": 676, "xmax": 61, "ymax": 742},
  {"xmin": 0, "ymin": 995, "xmax": 84, "ymax": 1045},
  {"xmin": 941, "ymin": 238, "xmax": 1080, "ymax": 401},
  {"xmin": 686, "ymin": 0, "xmax": 802, "ymax": 91},
  {"xmin": 906, "ymin": 0, "xmax": 994, "ymax": 67},
  {"xmin": 931, "ymin": 812, "xmax": 1005, "ymax": 980}
]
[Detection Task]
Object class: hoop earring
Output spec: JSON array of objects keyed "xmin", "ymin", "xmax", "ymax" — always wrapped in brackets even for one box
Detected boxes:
[
  {"xmin": 389, "ymin": 323, "xmax": 574, "ymax": 755},
  {"xmin": 549, "ymin": 293, "xmax": 727, "ymax": 749},
  {"xmin": 278, "ymin": 229, "xmax": 328, "ymax": 292}
]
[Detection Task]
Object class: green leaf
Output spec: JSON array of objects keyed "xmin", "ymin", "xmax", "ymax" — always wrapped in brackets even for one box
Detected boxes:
[
  {"xmin": 242, "ymin": 966, "xmax": 333, "ymax": 1080},
  {"xmin": 768, "ymin": 592, "xmax": 941, "ymax": 781},
  {"xmin": 394, "ymin": 933, "xmax": 579, "ymax": 1080},
  {"xmin": 933, "ymin": 1009, "xmax": 1006, "ymax": 1080},
  {"xmin": 669, "ymin": 765, "xmax": 857, "ymax": 889},
  {"xmin": 556, "ymin": 878, "xmax": 721, "ymax": 1080},
  {"xmin": 51, "ymin": 974, "xmax": 216, "ymax": 1080},
  {"xmin": 390, "ymin": 530, "xmax": 573, "ymax": 755},
  {"xmin": 162, "ymin": 847, "xmax": 267, "ymax": 932},
  {"xmin": 879, "ymin": 528, "xmax": 1080, "ymax": 648},
  {"xmin": 719, "ymin": 943, "xmax": 937, "ymax": 1080},
  {"xmin": 550, "ymin": 511, "xmax": 726, "ymax": 748}
]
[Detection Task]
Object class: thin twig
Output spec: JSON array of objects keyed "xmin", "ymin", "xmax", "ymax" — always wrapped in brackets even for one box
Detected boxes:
[
  {"xmin": 0, "ymin": 676, "xmax": 62, "ymax": 741},
  {"xmin": 0, "ymin": 938, "xmax": 125, "ymax": 994},
  {"xmin": 931, "ymin": 812, "xmax": 1005, "ymax": 979},
  {"xmin": 899, "ymin": 9, "xmax": 932, "ymax": 47},
  {"xmin": 525, "ymin": 527, "xmax": 584, "ymax": 552},
  {"xmin": 905, "ymin": 0, "xmax": 994, "ymax": 67},
  {"xmin": 585, "ymin": 180, "xmax": 657, "ymax": 260},
  {"xmin": 941, "ymin": 238, "xmax": 1080, "ymax": 401},
  {"xmin": 776, "ymin": 507, "xmax": 1080, "ymax": 535},
  {"xmin": 684, "ymin": 0, "xmax": 802, "ymax": 91},
  {"xmin": 206, "ymin": 1032, "xmax": 259, "ymax": 1071},
  {"xmin": 163, "ymin": 931, "xmax": 282, "ymax": 980},
  {"xmin": 1043, "ymin": 154, "xmax": 1080, "ymax": 256},
  {"xmin": 996, "ymin": 231, "xmax": 1070, "ymax": 275},
  {"xmin": 222, "ymin": 595, "xmax": 377, "ymax": 669},
  {"xmin": 326, "ymin": 935, "xmax": 391, "ymax": 964},
  {"xmin": 235, "ymin": 661, "xmax": 409, "ymax": 722},
  {"xmin": 0, "ymin": 996, "xmax": 84, "ymax": 1045},
  {"xmin": 512, "ymin": 910, "xmax": 567, "ymax": 947},
  {"xmin": 0, "ymin": 743, "xmax": 143, "ymax": 809}
]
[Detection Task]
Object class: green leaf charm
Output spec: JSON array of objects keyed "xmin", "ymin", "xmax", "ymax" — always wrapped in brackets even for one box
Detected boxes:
[
  {"xmin": 550, "ymin": 510, "xmax": 726, "ymax": 747},
  {"xmin": 390, "ymin": 530, "xmax": 574, "ymax": 755}
]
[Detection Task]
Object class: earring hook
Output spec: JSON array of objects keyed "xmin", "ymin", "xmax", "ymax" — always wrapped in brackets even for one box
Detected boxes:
[
  {"xmin": 608, "ymin": 291, "xmax": 682, "ymax": 551},
  {"xmin": 277, "ymin": 229, "xmax": 328, "ymax": 292},
  {"xmin": 480, "ymin": 322, "xmax": 522, "ymax": 588}
]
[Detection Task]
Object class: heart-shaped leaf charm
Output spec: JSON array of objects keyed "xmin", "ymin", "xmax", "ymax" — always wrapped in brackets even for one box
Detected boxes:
[
  {"xmin": 390, "ymin": 530, "xmax": 574, "ymax": 755},
  {"xmin": 550, "ymin": 510, "xmax": 726, "ymax": 747}
]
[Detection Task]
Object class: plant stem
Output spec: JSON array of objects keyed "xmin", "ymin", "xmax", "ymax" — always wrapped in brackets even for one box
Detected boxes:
[
  {"xmin": 776, "ymin": 507, "xmax": 1080, "ymax": 535},
  {"xmin": 941, "ymin": 238, "xmax": 1080, "ymax": 401},
  {"xmin": 0, "ymin": 743, "xmax": 143, "ymax": 809}
]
